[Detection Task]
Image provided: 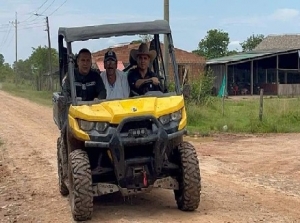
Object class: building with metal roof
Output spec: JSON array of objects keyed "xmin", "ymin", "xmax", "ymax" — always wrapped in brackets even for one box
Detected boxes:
[{"xmin": 206, "ymin": 34, "xmax": 300, "ymax": 96}]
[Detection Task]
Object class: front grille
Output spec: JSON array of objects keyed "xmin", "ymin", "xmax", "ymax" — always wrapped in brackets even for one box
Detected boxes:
[{"xmin": 120, "ymin": 120, "xmax": 153, "ymax": 133}]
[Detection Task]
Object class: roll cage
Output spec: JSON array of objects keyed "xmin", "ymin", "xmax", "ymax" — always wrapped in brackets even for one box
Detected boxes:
[{"xmin": 58, "ymin": 20, "xmax": 181, "ymax": 106}]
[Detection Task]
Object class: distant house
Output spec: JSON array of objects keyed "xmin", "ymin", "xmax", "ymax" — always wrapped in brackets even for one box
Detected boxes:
[
  {"xmin": 92, "ymin": 42, "xmax": 206, "ymax": 84},
  {"xmin": 206, "ymin": 34, "xmax": 300, "ymax": 96}
]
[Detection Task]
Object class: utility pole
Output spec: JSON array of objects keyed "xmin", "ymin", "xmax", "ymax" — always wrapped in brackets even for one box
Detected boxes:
[
  {"xmin": 45, "ymin": 16, "xmax": 53, "ymax": 91},
  {"xmin": 15, "ymin": 12, "xmax": 18, "ymax": 65},
  {"xmin": 10, "ymin": 12, "xmax": 19, "ymax": 85},
  {"xmin": 35, "ymin": 13, "xmax": 53, "ymax": 91},
  {"xmin": 164, "ymin": 0, "xmax": 169, "ymax": 81}
]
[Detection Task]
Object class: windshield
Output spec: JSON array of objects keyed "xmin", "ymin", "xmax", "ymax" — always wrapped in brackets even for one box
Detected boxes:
[{"xmin": 60, "ymin": 33, "xmax": 181, "ymax": 106}]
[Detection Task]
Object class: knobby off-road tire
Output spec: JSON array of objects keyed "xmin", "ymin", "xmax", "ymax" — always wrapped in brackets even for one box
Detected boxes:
[
  {"xmin": 69, "ymin": 149, "xmax": 93, "ymax": 221},
  {"xmin": 57, "ymin": 137, "xmax": 69, "ymax": 196},
  {"xmin": 174, "ymin": 141, "xmax": 201, "ymax": 211}
]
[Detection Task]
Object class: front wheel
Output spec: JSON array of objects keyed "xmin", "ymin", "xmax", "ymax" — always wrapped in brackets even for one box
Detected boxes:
[
  {"xmin": 174, "ymin": 141, "xmax": 201, "ymax": 211},
  {"xmin": 57, "ymin": 137, "xmax": 68, "ymax": 196},
  {"xmin": 68, "ymin": 149, "xmax": 93, "ymax": 221}
]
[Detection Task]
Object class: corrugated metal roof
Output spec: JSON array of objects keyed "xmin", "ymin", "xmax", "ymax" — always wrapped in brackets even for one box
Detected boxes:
[
  {"xmin": 206, "ymin": 52, "xmax": 270, "ymax": 65},
  {"xmin": 206, "ymin": 49, "xmax": 299, "ymax": 65}
]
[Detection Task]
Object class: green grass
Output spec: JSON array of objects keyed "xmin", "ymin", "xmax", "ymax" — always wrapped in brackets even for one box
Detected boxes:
[
  {"xmin": 186, "ymin": 97, "xmax": 300, "ymax": 134},
  {"xmin": 1, "ymin": 82, "xmax": 53, "ymax": 107},
  {"xmin": 2, "ymin": 82, "xmax": 300, "ymax": 134}
]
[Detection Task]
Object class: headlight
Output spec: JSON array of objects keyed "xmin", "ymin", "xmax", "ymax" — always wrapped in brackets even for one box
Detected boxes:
[
  {"xmin": 78, "ymin": 119, "xmax": 108, "ymax": 132},
  {"xmin": 159, "ymin": 114, "xmax": 170, "ymax": 125},
  {"xmin": 171, "ymin": 110, "xmax": 182, "ymax": 121},
  {"xmin": 78, "ymin": 120, "xmax": 95, "ymax": 131},
  {"xmin": 95, "ymin": 122, "xmax": 108, "ymax": 132},
  {"xmin": 159, "ymin": 109, "xmax": 182, "ymax": 125}
]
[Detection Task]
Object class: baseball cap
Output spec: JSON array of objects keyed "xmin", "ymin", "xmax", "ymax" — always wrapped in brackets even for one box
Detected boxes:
[{"xmin": 104, "ymin": 49, "xmax": 117, "ymax": 62}]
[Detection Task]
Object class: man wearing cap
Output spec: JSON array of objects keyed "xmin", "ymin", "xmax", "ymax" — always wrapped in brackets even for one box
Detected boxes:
[
  {"xmin": 100, "ymin": 49, "xmax": 130, "ymax": 99},
  {"xmin": 127, "ymin": 43, "xmax": 161, "ymax": 95},
  {"xmin": 62, "ymin": 48, "xmax": 106, "ymax": 101}
]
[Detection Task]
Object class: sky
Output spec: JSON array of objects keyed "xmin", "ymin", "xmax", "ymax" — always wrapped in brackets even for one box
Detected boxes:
[{"xmin": 1, "ymin": 0, "xmax": 300, "ymax": 65}]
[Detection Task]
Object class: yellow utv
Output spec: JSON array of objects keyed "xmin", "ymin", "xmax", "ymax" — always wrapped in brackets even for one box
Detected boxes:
[{"xmin": 52, "ymin": 20, "xmax": 201, "ymax": 221}]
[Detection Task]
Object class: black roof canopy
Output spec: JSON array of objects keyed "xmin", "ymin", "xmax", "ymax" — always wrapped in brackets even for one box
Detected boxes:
[{"xmin": 58, "ymin": 20, "xmax": 171, "ymax": 42}]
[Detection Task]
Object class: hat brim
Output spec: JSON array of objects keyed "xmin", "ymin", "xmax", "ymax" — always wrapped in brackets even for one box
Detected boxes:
[
  {"xmin": 104, "ymin": 56, "xmax": 117, "ymax": 62},
  {"xmin": 130, "ymin": 49, "xmax": 157, "ymax": 62}
]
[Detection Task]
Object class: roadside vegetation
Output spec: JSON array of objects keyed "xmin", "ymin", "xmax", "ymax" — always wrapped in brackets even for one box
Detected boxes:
[
  {"xmin": 2, "ymin": 70, "xmax": 300, "ymax": 135},
  {"xmin": 169, "ymin": 69, "xmax": 300, "ymax": 135}
]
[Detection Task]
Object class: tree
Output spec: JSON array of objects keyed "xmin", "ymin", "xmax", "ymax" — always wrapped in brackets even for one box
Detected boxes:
[
  {"xmin": 0, "ymin": 63, "xmax": 13, "ymax": 82},
  {"xmin": 0, "ymin": 54, "xmax": 4, "ymax": 67},
  {"xmin": 227, "ymin": 50, "xmax": 239, "ymax": 56},
  {"xmin": 28, "ymin": 45, "xmax": 59, "ymax": 91},
  {"xmin": 139, "ymin": 34, "xmax": 153, "ymax": 42},
  {"xmin": 0, "ymin": 54, "xmax": 13, "ymax": 81},
  {"xmin": 29, "ymin": 45, "xmax": 58, "ymax": 74},
  {"xmin": 13, "ymin": 59, "xmax": 32, "ymax": 80},
  {"xmin": 194, "ymin": 29, "xmax": 230, "ymax": 59},
  {"xmin": 130, "ymin": 34, "xmax": 154, "ymax": 44},
  {"xmin": 240, "ymin": 34, "xmax": 264, "ymax": 52},
  {"xmin": 130, "ymin": 39, "xmax": 143, "ymax": 44}
]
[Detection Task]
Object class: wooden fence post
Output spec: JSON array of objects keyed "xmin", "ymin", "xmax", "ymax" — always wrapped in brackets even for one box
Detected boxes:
[{"xmin": 259, "ymin": 89, "xmax": 264, "ymax": 121}]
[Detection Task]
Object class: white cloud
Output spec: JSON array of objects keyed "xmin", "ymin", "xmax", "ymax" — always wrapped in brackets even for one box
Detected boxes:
[
  {"xmin": 269, "ymin": 8, "xmax": 299, "ymax": 22},
  {"xmin": 220, "ymin": 8, "xmax": 300, "ymax": 27},
  {"xmin": 220, "ymin": 16, "xmax": 262, "ymax": 27}
]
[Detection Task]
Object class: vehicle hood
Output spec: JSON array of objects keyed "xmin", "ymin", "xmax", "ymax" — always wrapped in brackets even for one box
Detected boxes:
[{"xmin": 68, "ymin": 96, "xmax": 185, "ymax": 124}]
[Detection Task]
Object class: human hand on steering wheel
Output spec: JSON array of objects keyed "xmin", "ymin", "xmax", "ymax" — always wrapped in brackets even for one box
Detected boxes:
[
  {"xmin": 138, "ymin": 78, "xmax": 163, "ymax": 94},
  {"xmin": 151, "ymin": 77, "xmax": 160, "ymax": 85}
]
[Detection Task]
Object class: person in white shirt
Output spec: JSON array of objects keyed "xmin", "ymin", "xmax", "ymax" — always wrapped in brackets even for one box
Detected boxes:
[{"xmin": 100, "ymin": 49, "xmax": 130, "ymax": 99}]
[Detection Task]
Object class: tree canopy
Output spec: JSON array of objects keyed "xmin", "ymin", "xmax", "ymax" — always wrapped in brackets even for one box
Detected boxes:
[
  {"xmin": 192, "ymin": 30, "xmax": 265, "ymax": 59},
  {"xmin": 240, "ymin": 34, "xmax": 265, "ymax": 52},
  {"xmin": 0, "ymin": 53, "xmax": 4, "ymax": 67},
  {"xmin": 193, "ymin": 29, "xmax": 236, "ymax": 59}
]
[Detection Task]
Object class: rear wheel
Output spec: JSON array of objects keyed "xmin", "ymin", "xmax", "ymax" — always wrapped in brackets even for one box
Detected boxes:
[
  {"xmin": 57, "ymin": 137, "xmax": 68, "ymax": 196},
  {"xmin": 174, "ymin": 141, "xmax": 201, "ymax": 211},
  {"xmin": 68, "ymin": 149, "xmax": 93, "ymax": 221}
]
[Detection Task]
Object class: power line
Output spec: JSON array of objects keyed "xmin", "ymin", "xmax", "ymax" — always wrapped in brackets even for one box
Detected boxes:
[
  {"xmin": 21, "ymin": 0, "xmax": 56, "ymax": 24},
  {"xmin": 20, "ymin": 0, "xmax": 49, "ymax": 23},
  {"xmin": 48, "ymin": 0, "xmax": 67, "ymax": 16},
  {"xmin": 0, "ymin": 21, "xmax": 45, "ymax": 32},
  {"xmin": 3, "ymin": 32, "xmax": 13, "ymax": 50},
  {"xmin": 18, "ymin": 25, "xmax": 46, "ymax": 31},
  {"xmin": 39, "ymin": 0, "xmax": 56, "ymax": 16},
  {"xmin": 0, "ymin": 24, "xmax": 12, "ymax": 49}
]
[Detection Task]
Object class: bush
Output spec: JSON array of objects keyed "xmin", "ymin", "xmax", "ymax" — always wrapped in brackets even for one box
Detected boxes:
[
  {"xmin": 188, "ymin": 68, "xmax": 215, "ymax": 105},
  {"xmin": 167, "ymin": 68, "xmax": 215, "ymax": 106}
]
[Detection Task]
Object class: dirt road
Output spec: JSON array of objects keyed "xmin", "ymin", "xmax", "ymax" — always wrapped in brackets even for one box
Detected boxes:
[{"xmin": 0, "ymin": 90, "xmax": 300, "ymax": 223}]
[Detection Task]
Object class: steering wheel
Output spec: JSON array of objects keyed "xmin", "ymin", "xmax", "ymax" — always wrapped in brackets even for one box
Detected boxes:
[
  {"xmin": 139, "ymin": 79, "xmax": 154, "ymax": 94},
  {"xmin": 130, "ymin": 79, "xmax": 164, "ymax": 96},
  {"xmin": 139, "ymin": 79, "xmax": 164, "ymax": 95}
]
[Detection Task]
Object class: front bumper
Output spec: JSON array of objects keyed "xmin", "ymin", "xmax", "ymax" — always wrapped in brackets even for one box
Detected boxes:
[{"xmin": 84, "ymin": 115, "xmax": 185, "ymax": 188}]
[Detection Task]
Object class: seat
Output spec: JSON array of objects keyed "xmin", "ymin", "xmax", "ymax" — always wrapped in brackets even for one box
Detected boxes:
[{"xmin": 123, "ymin": 49, "xmax": 137, "ymax": 72}]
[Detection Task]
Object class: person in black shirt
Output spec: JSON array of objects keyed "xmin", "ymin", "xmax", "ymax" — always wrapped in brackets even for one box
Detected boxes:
[
  {"xmin": 62, "ymin": 48, "xmax": 106, "ymax": 101},
  {"xmin": 127, "ymin": 43, "xmax": 161, "ymax": 95}
]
